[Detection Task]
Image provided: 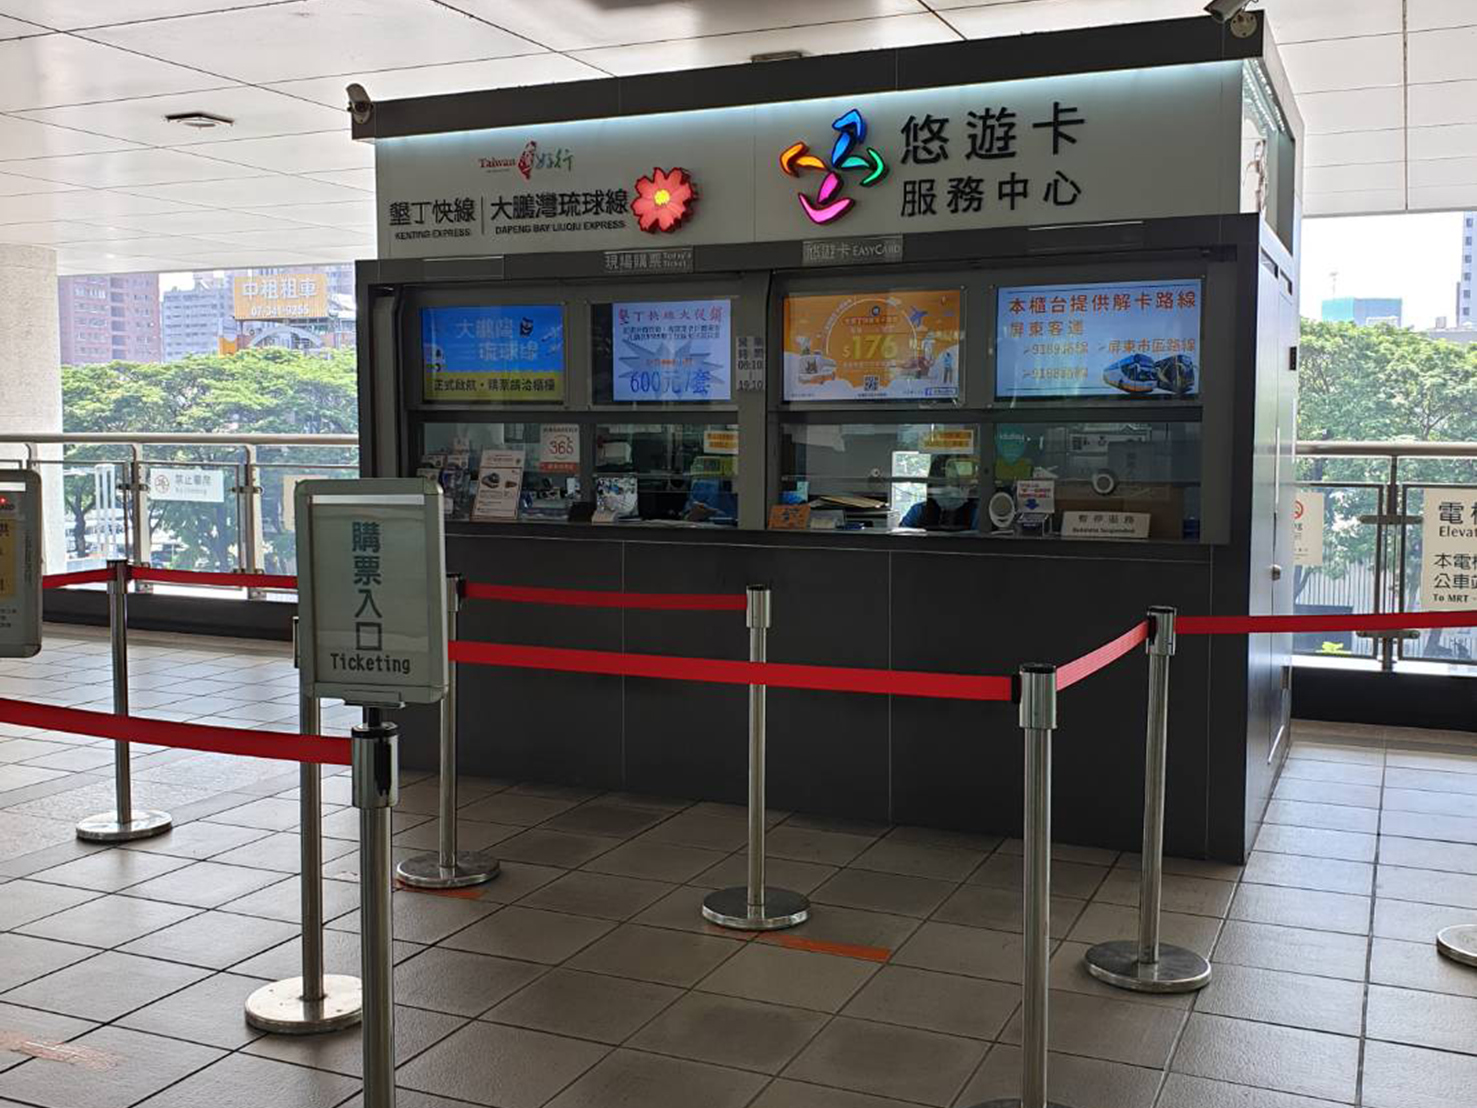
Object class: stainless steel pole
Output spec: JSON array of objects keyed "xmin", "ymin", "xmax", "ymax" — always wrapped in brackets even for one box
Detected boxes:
[
  {"xmin": 129, "ymin": 447, "xmax": 152, "ymax": 594},
  {"xmin": 972, "ymin": 664, "xmax": 1073, "ymax": 1108},
  {"xmin": 355, "ymin": 710, "xmax": 398, "ymax": 1108},
  {"xmin": 702, "ymin": 585, "xmax": 808, "ymax": 931},
  {"xmin": 245, "ymin": 617, "xmax": 363, "ymax": 1033},
  {"xmin": 397, "ymin": 575, "xmax": 498, "ymax": 889},
  {"xmin": 1083, "ymin": 608, "xmax": 1210, "ymax": 994},
  {"xmin": 77, "ymin": 559, "xmax": 170, "ymax": 842}
]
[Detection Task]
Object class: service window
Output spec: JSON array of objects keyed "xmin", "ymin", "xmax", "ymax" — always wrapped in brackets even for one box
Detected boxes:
[
  {"xmin": 594, "ymin": 423, "xmax": 739, "ymax": 525},
  {"xmin": 420, "ymin": 421, "xmax": 580, "ymax": 522}
]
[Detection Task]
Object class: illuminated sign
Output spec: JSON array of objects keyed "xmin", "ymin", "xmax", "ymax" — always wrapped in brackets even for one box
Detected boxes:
[
  {"xmin": 780, "ymin": 108, "xmax": 888, "ymax": 225},
  {"xmin": 631, "ymin": 167, "xmax": 697, "ymax": 233}
]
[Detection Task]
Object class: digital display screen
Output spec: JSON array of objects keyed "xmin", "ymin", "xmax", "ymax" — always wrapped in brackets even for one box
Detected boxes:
[
  {"xmin": 421, "ymin": 305, "xmax": 565, "ymax": 402},
  {"xmin": 783, "ymin": 290, "xmax": 962, "ymax": 402},
  {"xmin": 609, "ymin": 299, "xmax": 732, "ymax": 402},
  {"xmin": 995, "ymin": 280, "xmax": 1201, "ymax": 401}
]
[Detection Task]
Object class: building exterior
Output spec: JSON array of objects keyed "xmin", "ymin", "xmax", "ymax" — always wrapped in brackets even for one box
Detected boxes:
[
  {"xmin": 1461, "ymin": 211, "xmax": 1474, "ymax": 325},
  {"xmin": 57, "ymin": 273, "xmax": 161, "ymax": 365},
  {"xmin": 1321, "ymin": 296, "xmax": 1403, "ymax": 326},
  {"xmin": 161, "ymin": 276, "xmax": 236, "ymax": 361}
]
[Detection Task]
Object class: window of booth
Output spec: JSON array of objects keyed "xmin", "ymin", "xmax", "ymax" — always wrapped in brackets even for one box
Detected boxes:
[
  {"xmin": 991, "ymin": 420, "xmax": 1202, "ymax": 540},
  {"xmin": 420, "ymin": 422, "xmax": 580, "ymax": 522},
  {"xmin": 420, "ymin": 304, "xmax": 567, "ymax": 404},
  {"xmin": 594, "ymin": 423, "xmax": 739, "ymax": 525},
  {"xmin": 779, "ymin": 422, "xmax": 980, "ymax": 532}
]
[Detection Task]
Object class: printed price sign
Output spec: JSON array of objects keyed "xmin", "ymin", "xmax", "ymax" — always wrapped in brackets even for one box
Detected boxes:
[
  {"xmin": 296, "ymin": 478, "xmax": 447, "ymax": 706},
  {"xmin": 613, "ymin": 299, "xmax": 732, "ymax": 401},
  {"xmin": 783, "ymin": 290, "xmax": 962, "ymax": 401},
  {"xmin": 539, "ymin": 424, "xmax": 580, "ymax": 474}
]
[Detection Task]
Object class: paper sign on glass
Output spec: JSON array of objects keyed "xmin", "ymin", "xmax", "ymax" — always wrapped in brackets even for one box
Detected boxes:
[
  {"xmin": 783, "ymin": 290, "xmax": 962, "ymax": 401},
  {"xmin": 471, "ymin": 449, "xmax": 525, "ymax": 520},
  {"xmin": 612, "ymin": 299, "xmax": 732, "ymax": 401}
]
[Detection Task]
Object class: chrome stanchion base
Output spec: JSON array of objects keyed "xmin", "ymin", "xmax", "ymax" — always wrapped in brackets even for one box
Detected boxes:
[
  {"xmin": 244, "ymin": 974, "xmax": 363, "ymax": 1034},
  {"xmin": 1083, "ymin": 939, "xmax": 1211, "ymax": 993},
  {"xmin": 701, "ymin": 886, "xmax": 809, "ymax": 931},
  {"xmin": 76, "ymin": 809, "xmax": 172, "ymax": 843},
  {"xmin": 396, "ymin": 850, "xmax": 500, "ymax": 890},
  {"xmin": 1436, "ymin": 924, "xmax": 1477, "ymax": 967}
]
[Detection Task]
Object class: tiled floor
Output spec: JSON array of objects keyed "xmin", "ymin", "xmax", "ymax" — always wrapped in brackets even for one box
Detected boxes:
[{"xmin": 0, "ymin": 629, "xmax": 1475, "ymax": 1106}]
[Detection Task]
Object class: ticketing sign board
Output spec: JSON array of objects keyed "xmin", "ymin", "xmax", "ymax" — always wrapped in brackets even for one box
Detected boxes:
[
  {"xmin": 0, "ymin": 471, "xmax": 42, "ymax": 658},
  {"xmin": 296, "ymin": 478, "xmax": 447, "ymax": 706}
]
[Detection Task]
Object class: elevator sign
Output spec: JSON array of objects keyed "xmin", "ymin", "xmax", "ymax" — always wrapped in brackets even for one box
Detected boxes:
[
  {"xmin": 0, "ymin": 471, "xmax": 42, "ymax": 658},
  {"xmin": 296, "ymin": 478, "xmax": 447, "ymax": 706}
]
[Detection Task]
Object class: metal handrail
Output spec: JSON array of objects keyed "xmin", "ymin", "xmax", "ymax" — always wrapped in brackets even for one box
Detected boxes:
[
  {"xmin": 1298, "ymin": 440, "xmax": 1477, "ymax": 458},
  {"xmin": 0, "ymin": 432, "xmax": 357, "ymax": 446}
]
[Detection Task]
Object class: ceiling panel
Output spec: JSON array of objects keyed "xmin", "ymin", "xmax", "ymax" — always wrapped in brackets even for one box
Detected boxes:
[
  {"xmin": 265, "ymin": 53, "xmax": 605, "ymax": 109},
  {"xmin": 1409, "ymin": 0, "xmax": 1477, "ymax": 33},
  {"xmin": 1303, "ymin": 129, "xmax": 1404, "ymax": 167},
  {"xmin": 1409, "ymin": 80, "xmax": 1477, "ymax": 127},
  {"xmin": 1408, "ymin": 156, "xmax": 1477, "ymax": 188},
  {"xmin": 1279, "ymin": 34, "xmax": 1403, "ymax": 94},
  {"xmin": 304, "ymin": 167, "xmax": 374, "ymax": 191},
  {"xmin": 445, "ymin": 0, "xmax": 925, "ymax": 52},
  {"xmin": 186, "ymin": 130, "xmax": 369, "ymax": 175},
  {"xmin": 571, "ymin": 13, "xmax": 956, "ymax": 77},
  {"xmin": 251, "ymin": 199, "xmax": 375, "ymax": 229},
  {"xmin": 135, "ymin": 173, "xmax": 368, "ymax": 207},
  {"xmin": 101, "ymin": 207, "xmax": 315, "ymax": 235},
  {"xmin": 199, "ymin": 225, "xmax": 374, "ymax": 250},
  {"xmin": 1259, "ymin": 0, "xmax": 1403, "ymax": 44},
  {"xmin": 1304, "ymin": 161, "xmax": 1405, "ymax": 194},
  {"xmin": 0, "ymin": 14, "xmax": 45, "ymax": 38},
  {"xmin": 0, "ymin": 170, "xmax": 80, "ymax": 196},
  {"xmin": 1409, "ymin": 26, "xmax": 1477, "ymax": 84},
  {"xmin": 1409, "ymin": 183, "xmax": 1477, "ymax": 209},
  {"xmin": 0, "ymin": 220, "xmax": 127, "ymax": 244},
  {"xmin": 940, "ymin": 0, "xmax": 1199, "ymax": 31},
  {"xmin": 0, "ymin": 1, "xmax": 291, "ymax": 31},
  {"xmin": 0, "ymin": 114, "xmax": 143, "ymax": 160},
  {"xmin": 14, "ymin": 86, "xmax": 347, "ymax": 145},
  {"xmin": 0, "ymin": 33, "xmax": 230, "ymax": 112},
  {"xmin": 1303, "ymin": 187, "xmax": 1407, "ymax": 216},
  {"xmin": 0, "ymin": 189, "xmax": 205, "ymax": 223},
  {"xmin": 1296, "ymin": 87, "xmax": 1406, "ymax": 135},
  {"xmin": 80, "ymin": 0, "xmax": 540, "ymax": 85},
  {"xmin": 1, "ymin": 147, "xmax": 264, "ymax": 188}
]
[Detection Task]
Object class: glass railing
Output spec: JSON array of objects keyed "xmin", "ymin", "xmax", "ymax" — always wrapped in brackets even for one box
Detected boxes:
[
  {"xmin": 1296, "ymin": 441, "xmax": 1477, "ymax": 672},
  {"xmin": 0, "ymin": 432, "xmax": 358, "ymax": 594}
]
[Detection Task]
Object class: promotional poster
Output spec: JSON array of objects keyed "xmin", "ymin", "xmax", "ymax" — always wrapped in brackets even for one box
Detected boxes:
[
  {"xmin": 612, "ymin": 299, "xmax": 732, "ymax": 401},
  {"xmin": 783, "ymin": 290, "xmax": 962, "ymax": 401},
  {"xmin": 422, "ymin": 305, "xmax": 565, "ymax": 402}
]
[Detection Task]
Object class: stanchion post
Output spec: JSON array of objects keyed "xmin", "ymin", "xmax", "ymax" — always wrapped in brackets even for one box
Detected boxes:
[
  {"xmin": 701, "ymin": 585, "xmax": 808, "ymax": 931},
  {"xmin": 76, "ymin": 559, "xmax": 171, "ymax": 842},
  {"xmin": 1083, "ymin": 607, "xmax": 1211, "ymax": 994},
  {"xmin": 396, "ymin": 574, "xmax": 499, "ymax": 889},
  {"xmin": 972, "ymin": 664, "xmax": 1073, "ymax": 1108},
  {"xmin": 245, "ymin": 616, "xmax": 363, "ymax": 1033},
  {"xmin": 355, "ymin": 709, "xmax": 399, "ymax": 1108}
]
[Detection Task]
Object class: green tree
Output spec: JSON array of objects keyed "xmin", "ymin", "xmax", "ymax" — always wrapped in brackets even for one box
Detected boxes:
[
  {"xmin": 1295, "ymin": 320, "xmax": 1477, "ymax": 610},
  {"xmin": 62, "ymin": 348, "xmax": 358, "ymax": 572}
]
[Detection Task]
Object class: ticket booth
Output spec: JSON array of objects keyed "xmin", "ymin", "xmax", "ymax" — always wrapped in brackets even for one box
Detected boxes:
[{"xmin": 354, "ymin": 13, "xmax": 1301, "ymax": 862}]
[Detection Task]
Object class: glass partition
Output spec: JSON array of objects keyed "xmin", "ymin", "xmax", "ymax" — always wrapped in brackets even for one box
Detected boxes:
[
  {"xmin": 421, "ymin": 421, "xmax": 581, "ymax": 522},
  {"xmin": 780, "ymin": 422, "xmax": 980, "ymax": 531},
  {"xmin": 593, "ymin": 423, "xmax": 738, "ymax": 525}
]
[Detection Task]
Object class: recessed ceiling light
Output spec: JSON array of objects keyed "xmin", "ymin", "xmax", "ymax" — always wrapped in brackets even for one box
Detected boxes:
[{"xmin": 165, "ymin": 112, "xmax": 235, "ymax": 130}]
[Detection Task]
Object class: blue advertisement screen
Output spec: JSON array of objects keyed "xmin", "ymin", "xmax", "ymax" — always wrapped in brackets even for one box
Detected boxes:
[
  {"xmin": 422, "ymin": 305, "xmax": 565, "ymax": 402},
  {"xmin": 995, "ymin": 280, "xmax": 1202, "ymax": 401}
]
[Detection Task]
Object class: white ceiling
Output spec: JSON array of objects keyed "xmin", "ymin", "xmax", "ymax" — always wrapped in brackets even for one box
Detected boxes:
[{"xmin": 0, "ymin": 0, "xmax": 1470, "ymax": 275}]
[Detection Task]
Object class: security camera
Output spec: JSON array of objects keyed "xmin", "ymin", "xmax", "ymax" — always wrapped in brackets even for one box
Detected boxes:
[
  {"xmin": 346, "ymin": 83, "xmax": 372, "ymax": 125},
  {"xmin": 1204, "ymin": 0, "xmax": 1250, "ymax": 22}
]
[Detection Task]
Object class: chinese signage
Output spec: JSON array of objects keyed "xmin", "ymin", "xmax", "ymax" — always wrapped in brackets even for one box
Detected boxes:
[
  {"xmin": 232, "ymin": 273, "xmax": 329, "ymax": 320},
  {"xmin": 1293, "ymin": 490, "xmax": 1324, "ymax": 568},
  {"xmin": 296, "ymin": 478, "xmax": 447, "ymax": 706},
  {"xmin": 1421, "ymin": 496, "xmax": 1477, "ymax": 611},
  {"xmin": 422, "ymin": 305, "xmax": 565, "ymax": 402},
  {"xmin": 472, "ymin": 449, "xmax": 525, "ymax": 520},
  {"xmin": 996, "ymin": 280, "xmax": 1202, "ymax": 400},
  {"xmin": 612, "ymin": 299, "xmax": 732, "ymax": 401},
  {"xmin": 604, "ymin": 247, "xmax": 692, "ymax": 274},
  {"xmin": 1061, "ymin": 510, "xmax": 1151, "ymax": 539},
  {"xmin": 375, "ymin": 62, "xmax": 1244, "ymax": 257},
  {"xmin": 802, "ymin": 235, "xmax": 904, "ymax": 267},
  {"xmin": 0, "ymin": 473, "xmax": 41, "ymax": 657},
  {"xmin": 783, "ymin": 290, "xmax": 961, "ymax": 401},
  {"xmin": 921, "ymin": 428, "xmax": 976, "ymax": 454},
  {"xmin": 150, "ymin": 468, "xmax": 224, "ymax": 504}
]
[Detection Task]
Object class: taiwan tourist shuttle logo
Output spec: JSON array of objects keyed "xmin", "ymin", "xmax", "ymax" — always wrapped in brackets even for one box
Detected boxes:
[
  {"xmin": 477, "ymin": 140, "xmax": 574, "ymax": 178},
  {"xmin": 780, "ymin": 108, "xmax": 888, "ymax": 224},
  {"xmin": 630, "ymin": 167, "xmax": 697, "ymax": 233}
]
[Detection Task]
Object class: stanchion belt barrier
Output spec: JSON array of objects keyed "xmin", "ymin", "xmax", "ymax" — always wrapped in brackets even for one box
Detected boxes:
[
  {"xmin": 463, "ymin": 581, "xmax": 747, "ymax": 611},
  {"xmin": 1178, "ymin": 608, "xmax": 1477, "ymax": 635},
  {"xmin": 0, "ymin": 696, "xmax": 350, "ymax": 765},
  {"xmin": 41, "ymin": 568, "xmax": 114, "ymax": 589},
  {"xmin": 43, "ymin": 566, "xmax": 298, "ymax": 590},
  {"xmin": 450, "ymin": 640, "xmax": 1015, "ymax": 701}
]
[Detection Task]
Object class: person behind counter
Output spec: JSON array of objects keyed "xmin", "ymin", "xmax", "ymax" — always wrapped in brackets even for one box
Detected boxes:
[{"xmin": 897, "ymin": 454, "xmax": 979, "ymax": 531}]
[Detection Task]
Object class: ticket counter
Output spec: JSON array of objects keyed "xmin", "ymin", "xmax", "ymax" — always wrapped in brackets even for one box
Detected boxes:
[{"xmin": 355, "ymin": 13, "xmax": 1301, "ymax": 862}]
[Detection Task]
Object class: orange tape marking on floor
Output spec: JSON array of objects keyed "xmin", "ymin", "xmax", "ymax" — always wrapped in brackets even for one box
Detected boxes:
[{"xmin": 761, "ymin": 933, "xmax": 892, "ymax": 963}]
